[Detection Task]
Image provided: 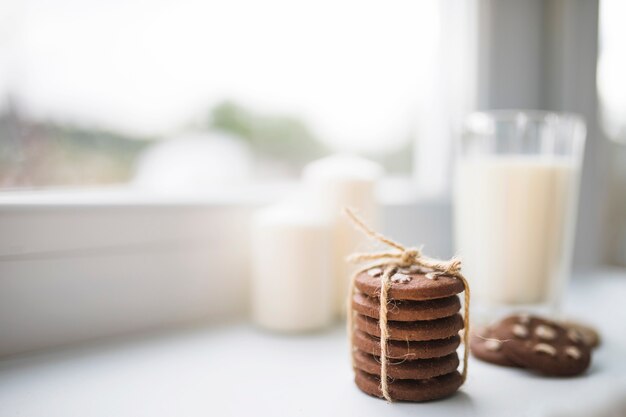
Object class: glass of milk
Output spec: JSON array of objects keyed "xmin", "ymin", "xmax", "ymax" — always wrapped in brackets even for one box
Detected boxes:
[{"xmin": 454, "ymin": 111, "xmax": 586, "ymax": 321}]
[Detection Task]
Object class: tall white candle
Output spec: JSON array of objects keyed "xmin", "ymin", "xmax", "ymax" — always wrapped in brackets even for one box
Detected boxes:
[
  {"xmin": 251, "ymin": 201, "xmax": 334, "ymax": 332},
  {"xmin": 303, "ymin": 154, "xmax": 383, "ymax": 316}
]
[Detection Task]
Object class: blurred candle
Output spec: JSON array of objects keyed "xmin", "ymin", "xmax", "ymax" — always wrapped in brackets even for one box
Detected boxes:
[
  {"xmin": 303, "ymin": 154, "xmax": 383, "ymax": 316},
  {"xmin": 251, "ymin": 201, "xmax": 333, "ymax": 332}
]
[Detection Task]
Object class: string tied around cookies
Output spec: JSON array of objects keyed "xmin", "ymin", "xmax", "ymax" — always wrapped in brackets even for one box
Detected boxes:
[{"xmin": 344, "ymin": 207, "xmax": 470, "ymax": 402}]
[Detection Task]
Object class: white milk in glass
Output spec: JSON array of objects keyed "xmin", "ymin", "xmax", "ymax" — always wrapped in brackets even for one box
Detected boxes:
[{"xmin": 454, "ymin": 156, "xmax": 580, "ymax": 314}]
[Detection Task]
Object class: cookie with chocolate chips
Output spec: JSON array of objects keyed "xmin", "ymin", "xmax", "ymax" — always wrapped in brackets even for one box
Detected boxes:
[
  {"xmin": 470, "ymin": 326, "xmax": 521, "ymax": 367},
  {"xmin": 491, "ymin": 314, "xmax": 592, "ymax": 377},
  {"xmin": 354, "ymin": 369, "xmax": 463, "ymax": 402},
  {"xmin": 352, "ymin": 292, "xmax": 462, "ymax": 322},
  {"xmin": 352, "ymin": 329, "xmax": 461, "ymax": 360},
  {"xmin": 355, "ymin": 267, "xmax": 465, "ymax": 301},
  {"xmin": 352, "ymin": 350, "xmax": 460, "ymax": 380},
  {"xmin": 560, "ymin": 320, "xmax": 601, "ymax": 348},
  {"xmin": 355, "ymin": 313, "xmax": 464, "ymax": 341}
]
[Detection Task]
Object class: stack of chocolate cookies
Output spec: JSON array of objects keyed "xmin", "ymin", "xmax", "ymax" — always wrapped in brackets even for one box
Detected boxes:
[{"xmin": 350, "ymin": 265, "xmax": 467, "ymax": 402}]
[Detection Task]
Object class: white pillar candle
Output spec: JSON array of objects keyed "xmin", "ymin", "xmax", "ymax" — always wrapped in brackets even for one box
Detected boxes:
[
  {"xmin": 251, "ymin": 201, "xmax": 334, "ymax": 332},
  {"xmin": 302, "ymin": 154, "xmax": 383, "ymax": 316}
]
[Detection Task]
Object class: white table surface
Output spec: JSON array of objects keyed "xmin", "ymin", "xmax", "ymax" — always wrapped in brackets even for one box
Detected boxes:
[{"xmin": 1, "ymin": 269, "xmax": 625, "ymax": 417}]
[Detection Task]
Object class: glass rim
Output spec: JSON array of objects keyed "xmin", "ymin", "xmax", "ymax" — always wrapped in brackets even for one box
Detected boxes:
[{"xmin": 465, "ymin": 109, "xmax": 586, "ymax": 127}]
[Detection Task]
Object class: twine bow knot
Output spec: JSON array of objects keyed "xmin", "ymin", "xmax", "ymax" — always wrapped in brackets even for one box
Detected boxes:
[
  {"xmin": 344, "ymin": 208, "xmax": 465, "ymax": 277},
  {"xmin": 344, "ymin": 208, "xmax": 470, "ymax": 402},
  {"xmin": 400, "ymin": 247, "xmax": 420, "ymax": 266}
]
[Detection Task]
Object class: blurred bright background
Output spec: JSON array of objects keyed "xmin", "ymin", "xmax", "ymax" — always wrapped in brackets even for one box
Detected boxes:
[
  {"xmin": 0, "ymin": 0, "xmax": 450, "ymax": 188},
  {"xmin": 0, "ymin": 0, "xmax": 624, "ymax": 186}
]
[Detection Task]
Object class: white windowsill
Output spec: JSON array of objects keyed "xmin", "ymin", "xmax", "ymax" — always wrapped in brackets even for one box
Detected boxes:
[
  {"xmin": 0, "ymin": 183, "xmax": 297, "ymax": 208},
  {"xmin": 0, "ymin": 269, "xmax": 624, "ymax": 417}
]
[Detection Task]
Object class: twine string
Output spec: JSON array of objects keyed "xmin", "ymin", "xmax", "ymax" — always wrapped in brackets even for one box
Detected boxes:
[
  {"xmin": 378, "ymin": 265, "xmax": 395, "ymax": 401},
  {"xmin": 344, "ymin": 208, "xmax": 470, "ymax": 402}
]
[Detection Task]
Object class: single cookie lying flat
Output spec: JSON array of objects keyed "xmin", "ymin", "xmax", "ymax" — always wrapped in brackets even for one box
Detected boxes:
[
  {"xmin": 470, "ymin": 326, "xmax": 520, "ymax": 367},
  {"xmin": 492, "ymin": 315, "xmax": 591, "ymax": 377},
  {"xmin": 354, "ymin": 313, "xmax": 464, "ymax": 341},
  {"xmin": 352, "ymin": 292, "xmax": 461, "ymax": 322},
  {"xmin": 353, "ymin": 349, "xmax": 459, "ymax": 380},
  {"xmin": 353, "ymin": 329, "xmax": 461, "ymax": 360},
  {"xmin": 355, "ymin": 268, "xmax": 465, "ymax": 301},
  {"xmin": 354, "ymin": 369, "xmax": 463, "ymax": 402}
]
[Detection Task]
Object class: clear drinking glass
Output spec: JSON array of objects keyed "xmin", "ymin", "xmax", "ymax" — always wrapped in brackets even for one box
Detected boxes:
[{"xmin": 453, "ymin": 110, "xmax": 586, "ymax": 323}]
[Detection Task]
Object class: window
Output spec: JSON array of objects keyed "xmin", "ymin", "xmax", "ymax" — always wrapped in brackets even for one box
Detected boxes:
[
  {"xmin": 597, "ymin": 0, "xmax": 626, "ymax": 265},
  {"xmin": 0, "ymin": 0, "xmax": 443, "ymax": 189},
  {"xmin": 598, "ymin": 0, "xmax": 626, "ymax": 144}
]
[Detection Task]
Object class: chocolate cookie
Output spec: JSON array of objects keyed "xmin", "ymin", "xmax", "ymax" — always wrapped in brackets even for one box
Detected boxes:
[
  {"xmin": 470, "ymin": 326, "xmax": 520, "ymax": 367},
  {"xmin": 354, "ymin": 313, "xmax": 464, "ymax": 341},
  {"xmin": 352, "ymin": 329, "xmax": 461, "ymax": 360},
  {"xmin": 492, "ymin": 314, "xmax": 591, "ymax": 377},
  {"xmin": 353, "ymin": 350, "xmax": 459, "ymax": 380},
  {"xmin": 354, "ymin": 369, "xmax": 463, "ymax": 402},
  {"xmin": 355, "ymin": 267, "xmax": 465, "ymax": 301},
  {"xmin": 352, "ymin": 293, "xmax": 461, "ymax": 322},
  {"xmin": 560, "ymin": 320, "xmax": 601, "ymax": 348}
]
